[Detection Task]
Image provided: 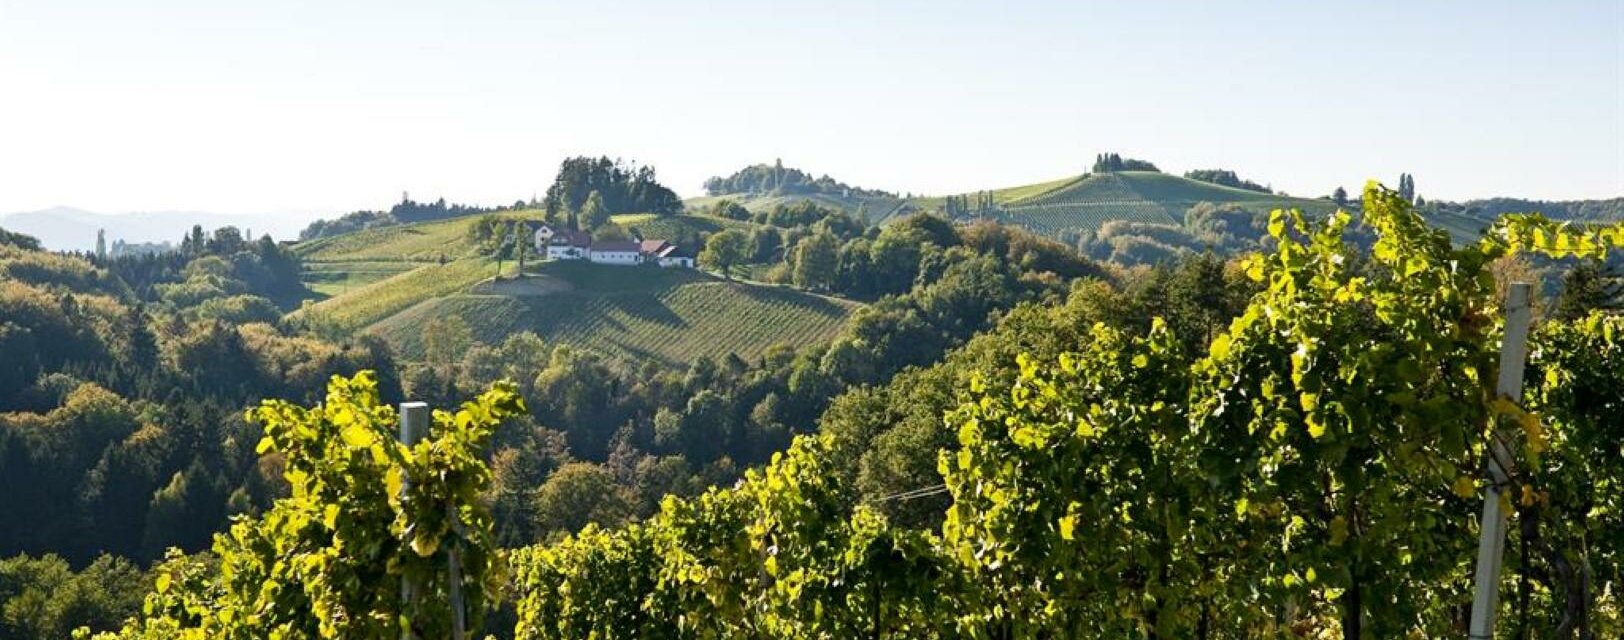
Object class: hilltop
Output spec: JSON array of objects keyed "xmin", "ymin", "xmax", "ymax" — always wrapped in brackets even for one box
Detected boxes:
[
  {"xmin": 689, "ymin": 161, "xmax": 919, "ymax": 224},
  {"xmin": 690, "ymin": 163, "xmax": 1339, "ymax": 238},
  {"xmin": 289, "ymin": 211, "xmax": 858, "ymax": 366},
  {"xmin": 983, "ymin": 171, "xmax": 1339, "ymax": 238}
]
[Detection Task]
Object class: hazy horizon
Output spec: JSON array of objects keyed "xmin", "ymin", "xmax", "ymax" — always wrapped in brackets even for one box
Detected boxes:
[{"xmin": 1, "ymin": 0, "xmax": 1620, "ymax": 216}]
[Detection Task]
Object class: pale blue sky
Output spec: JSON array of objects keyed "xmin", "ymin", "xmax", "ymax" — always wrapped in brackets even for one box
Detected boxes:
[{"xmin": 0, "ymin": 0, "xmax": 1619, "ymax": 217}]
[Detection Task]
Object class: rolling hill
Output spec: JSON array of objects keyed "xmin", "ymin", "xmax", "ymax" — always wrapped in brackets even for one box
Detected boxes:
[
  {"xmin": 368, "ymin": 261, "xmax": 859, "ymax": 367},
  {"xmin": 691, "ymin": 170, "xmax": 1343, "ymax": 240},
  {"xmin": 986, "ymin": 171, "xmax": 1340, "ymax": 237},
  {"xmin": 289, "ymin": 212, "xmax": 859, "ymax": 367},
  {"xmin": 608, "ymin": 212, "xmax": 763, "ymax": 240},
  {"xmin": 685, "ymin": 192, "xmax": 917, "ymax": 225}
]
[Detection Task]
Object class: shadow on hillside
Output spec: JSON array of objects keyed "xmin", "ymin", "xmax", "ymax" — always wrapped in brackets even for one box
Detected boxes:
[
  {"xmin": 601, "ymin": 294, "xmax": 687, "ymax": 328},
  {"xmin": 730, "ymin": 283, "xmax": 850, "ymax": 316}
]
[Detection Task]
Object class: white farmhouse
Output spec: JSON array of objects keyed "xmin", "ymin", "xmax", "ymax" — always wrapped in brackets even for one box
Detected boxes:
[
  {"xmin": 529, "ymin": 223, "xmax": 694, "ymax": 268},
  {"xmin": 589, "ymin": 240, "xmax": 642, "ymax": 265},
  {"xmin": 640, "ymin": 239, "xmax": 696, "ymax": 268}
]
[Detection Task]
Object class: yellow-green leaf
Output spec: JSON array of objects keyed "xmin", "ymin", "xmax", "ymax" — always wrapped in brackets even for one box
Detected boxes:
[{"xmin": 341, "ymin": 424, "xmax": 373, "ymax": 448}]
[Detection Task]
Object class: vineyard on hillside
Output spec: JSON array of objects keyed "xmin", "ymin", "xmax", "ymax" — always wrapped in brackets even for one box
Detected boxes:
[
  {"xmin": 293, "ymin": 258, "xmax": 501, "ymax": 333},
  {"xmin": 292, "ymin": 214, "xmax": 495, "ymax": 262},
  {"xmin": 608, "ymin": 212, "xmax": 759, "ymax": 239},
  {"xmin": 370, "ymin": 264, "xmax": 857, "ymax": 367},
  {"xmin": 299, "ymin": 260, "xmax": 420, "ymax": 297},
  {"xmin": 994, "ymin": 171, "xmax": 1339, "ymax": 237},
  {"xmin": 686, "ymin": 192, "xmax": 912, "ymax": 224}
]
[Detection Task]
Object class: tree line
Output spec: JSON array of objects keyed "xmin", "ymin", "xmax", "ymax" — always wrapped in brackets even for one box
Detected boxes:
[
  {"xmin": 543, "ymin": 157, "xmax": 683, "ymax": 228},
  {"xmin": 703, "ymin": 159, "xmax": 895, "ymax": 199},
  {"xmin": 1091, "ymin": 152, "xmax": 1160, "ymax": 173},
  {"xmin": 300, "ymin": 196, "xmax": 505, "ymax": 240},
  {"xmin": 1183, "ymin": 168, "xmax": 1272, "ymax": 193}
]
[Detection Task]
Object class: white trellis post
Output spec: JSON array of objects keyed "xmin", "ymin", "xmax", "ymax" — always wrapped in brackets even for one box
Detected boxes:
[
  {"xmin": 448, "ymin": 506, "xmax": 467, "ymax": 640},
  {"xmin": 398, "ymin": 402, "xmax": 429, "ymax": 640},
  {"xmin": 1467, "ymin": 282, "xmax": 1533, "ymax": 639}
]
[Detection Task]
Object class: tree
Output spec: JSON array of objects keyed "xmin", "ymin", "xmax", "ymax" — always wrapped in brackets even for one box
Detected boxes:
[
  {"xmin": 0, "ymin": 553, "xmax": 146, "ymax": 638},
  {"xmin": 1552, "ymin": 259, "xmax": 1623, "ymax": 321},
  {"xmin": 531, "ymin": 463, "xmax": 630, "ymax": 538},
  {"xmin": 1332, "ymin": 185, "xmax": 1348, "ymax": 206},
  {"xmin": 749, "ymin": 227, "xmax": 782, "ymax": 263},
  {"xmin": 513, "ymin": 222, "xmax": 530, "ymax": 275},
  {"xmin": 699, "ymin": 229, "xmax": 748, "ymax": 281},
  {"xmin": 791, "ymin": 231, "xmax": 839, "ymax": 291},
  {"xmin": 708, "ymin": 199, "xmax": 750, "ymax": 221},
  {"xmin": 1398, "ymin": 173, "xmax": 1416, "ymax": 203},
  {"xmin": 579, "ymin": 190, "xmax": 612, "ymax": 231},
  {"xmin": 0, "ymin": 226, "xmax": 41, "ymax": 250},
  {"xmin": 95, "ymin": 230, "xmax": 106, "ymax": 261}
]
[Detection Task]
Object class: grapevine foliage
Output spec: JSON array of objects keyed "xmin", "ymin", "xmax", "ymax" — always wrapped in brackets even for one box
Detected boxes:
[
  {"xmin": 512, "ymin": 434, "xmax": 953, "ymax": 639},
  {"xmin": 82, "ymin": 372, "xmax": 525, "ymax": 639},
  {"xmin": 936, "ymin": 183, "xmax": 1624, "ymax": 637}
]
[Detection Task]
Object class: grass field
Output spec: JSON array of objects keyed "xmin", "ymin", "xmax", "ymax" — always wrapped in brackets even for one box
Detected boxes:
[{"xmin": 370, "ymin": 261, "xmax": 858, "ymax": 366}]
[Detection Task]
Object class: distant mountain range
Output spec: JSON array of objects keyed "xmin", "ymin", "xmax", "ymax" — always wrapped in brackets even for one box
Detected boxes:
[{"xmin": 0, "ymin": 206, "xmax": 323, "ymax": 252}]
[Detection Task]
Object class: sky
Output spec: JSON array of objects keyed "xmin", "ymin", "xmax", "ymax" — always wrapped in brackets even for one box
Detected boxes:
[{"xmin": 0, "ymin": 0, "xmax": 1620, "ymax": 220}]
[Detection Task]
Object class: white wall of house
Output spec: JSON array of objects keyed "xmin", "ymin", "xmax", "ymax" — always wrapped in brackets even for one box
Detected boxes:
[
  {"xmin": 590, "ymin": 250, "xmax": 640, "ymax": 265},
  {"xmin": 548, "ymin": 245, "xmax": 586, "ymax": 260},
  {"xmin": 657, "ymin": 256, "xmax": 694, "ymax": 268}
]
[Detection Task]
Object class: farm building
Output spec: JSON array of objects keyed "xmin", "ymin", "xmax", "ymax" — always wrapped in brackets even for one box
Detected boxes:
[{"xmin": 531, "ymin": 223, "xmax": 694, "ymax": 268}]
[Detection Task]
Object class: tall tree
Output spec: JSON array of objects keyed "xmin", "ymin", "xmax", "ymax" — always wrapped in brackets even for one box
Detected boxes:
[
  {"xmin": 791, "ymin": 231, "xmax": 839, "ymax": 291},
  {"xmin": 579, "ymin": 191, "xmax": 612, "ymax": 231},
  {"xmin": 699, "ymin": 229, "xmax": 749, "ymax": 281}
]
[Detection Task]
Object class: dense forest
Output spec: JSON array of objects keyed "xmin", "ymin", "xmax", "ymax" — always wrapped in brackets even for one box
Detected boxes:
[
  {"xmin": 542, "ymin": 156, "xmax": 684, "ymax": 226},
  {"xmin": 0, "ymin": 226, "xmax": 401, "ymax": 638},
  {"xmin": 3, "ymin": 181, "xmax": 1622, "ymax": 639}
]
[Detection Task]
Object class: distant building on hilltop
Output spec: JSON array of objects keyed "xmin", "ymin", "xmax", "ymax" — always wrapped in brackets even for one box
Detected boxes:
[{"xmin": 531, "ymin": 223, "xmax": 694, "ymax": 268}]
